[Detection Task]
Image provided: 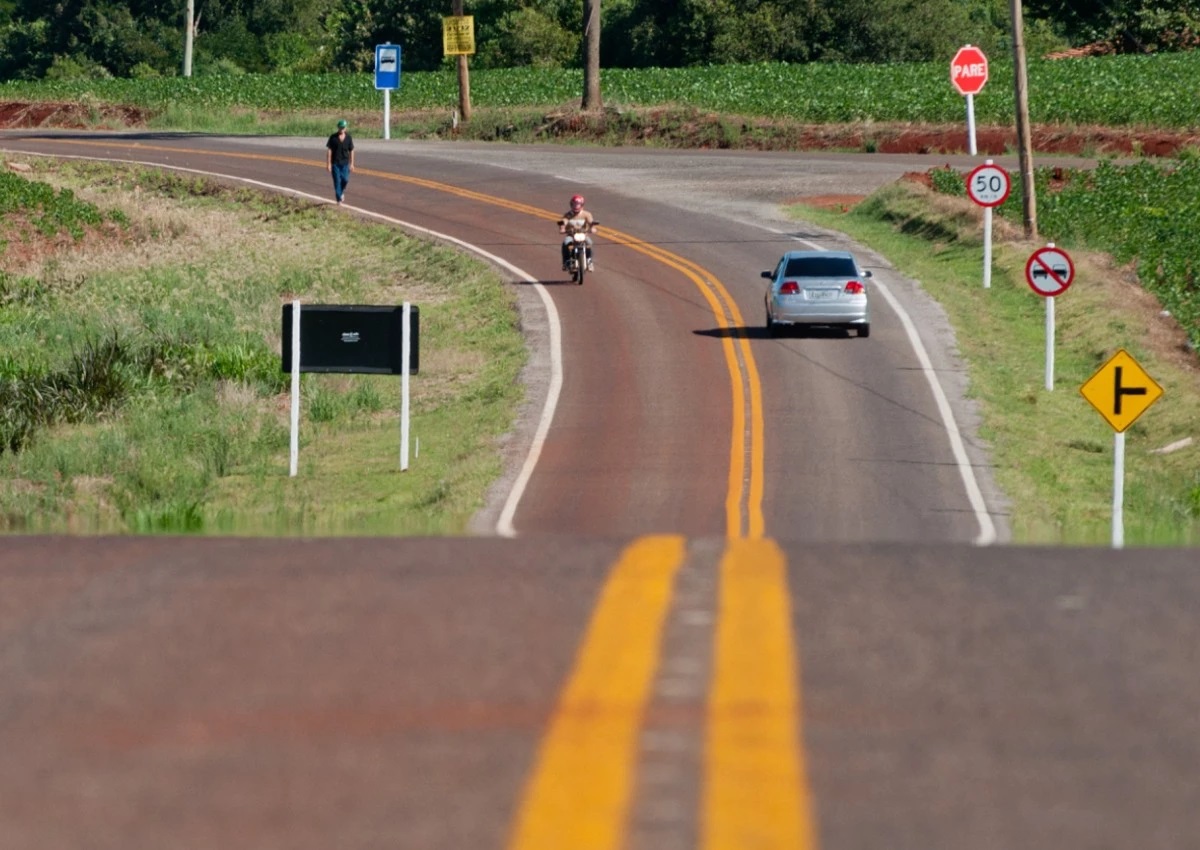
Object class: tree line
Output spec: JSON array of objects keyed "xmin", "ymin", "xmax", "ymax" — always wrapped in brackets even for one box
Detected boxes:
[{"xmin": 0, "ymin": 0, "xmax": 1196, "ymax": 82}]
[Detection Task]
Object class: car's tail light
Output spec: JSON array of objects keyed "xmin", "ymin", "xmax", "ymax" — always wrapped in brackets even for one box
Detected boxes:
[
  {"xmin": 844, "ymin": 281, "xmax": 865, "ymax": 294},
  {"xmin": 780, "ymin": 281, "xmax": 800, "ymax": 295}
]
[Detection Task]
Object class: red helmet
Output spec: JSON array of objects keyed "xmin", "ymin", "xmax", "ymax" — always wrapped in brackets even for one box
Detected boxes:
[{"xmin": 570, "ymin": 194, "xmax": 585, "ymax": 208}]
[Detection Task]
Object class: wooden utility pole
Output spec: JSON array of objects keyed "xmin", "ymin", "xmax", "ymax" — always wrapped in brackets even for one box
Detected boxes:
[
  {"xmin": 1010, "ymin": 0, "xmax": 1037, "ymax": 239},
  {"xmin": 452, "ymin": 0, "xmax": 472, "ymax": 122},
  {"xmin": 582, "ymin": 0, "xmax": 602, "ymax": 110}
]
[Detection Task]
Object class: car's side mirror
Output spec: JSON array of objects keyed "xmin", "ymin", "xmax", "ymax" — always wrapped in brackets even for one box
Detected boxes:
[
  {"xmin": 862, "ymin": 270, "xmax": 873, "ymax": 278},
  {"xmin": 761, "ymin": 270, "xmax": 773, "ymax": 279}
]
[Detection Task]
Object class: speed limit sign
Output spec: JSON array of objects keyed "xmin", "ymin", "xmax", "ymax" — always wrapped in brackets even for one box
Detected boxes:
[{"xmin": 965, "ymin": 162, "xmax": 1011, "ymax": 207}]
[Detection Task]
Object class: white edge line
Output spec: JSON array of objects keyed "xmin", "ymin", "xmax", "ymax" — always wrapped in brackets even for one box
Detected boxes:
[
  {"xmin": 782, "ymin": 229, "xmax": 998, "ymax": 546},
  {"xmin": 2, "ymin": 150, "xmax": 562, "ymax": 540}
]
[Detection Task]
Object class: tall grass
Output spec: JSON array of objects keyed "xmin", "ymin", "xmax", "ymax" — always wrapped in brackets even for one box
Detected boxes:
[{"xmin": 0, "ymin": 160, "xmax": 524, "ymax": 535}]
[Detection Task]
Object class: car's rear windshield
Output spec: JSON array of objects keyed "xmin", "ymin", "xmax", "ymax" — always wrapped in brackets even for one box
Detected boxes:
[{"xmin": 785, "ymin": 257, "xmax": 857, "ymax": 277}]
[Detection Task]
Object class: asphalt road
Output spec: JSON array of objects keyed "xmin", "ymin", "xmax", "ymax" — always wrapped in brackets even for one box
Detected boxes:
[{"xmin": 1, "ymin": 132, "xmax": 1197, "ymax": 849}]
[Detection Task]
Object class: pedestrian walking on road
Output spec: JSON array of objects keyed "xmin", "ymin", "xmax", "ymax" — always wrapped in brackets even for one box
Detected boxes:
[{"xmin": 325, "ymin": 119, "xmax": 355, "ymax": 205}]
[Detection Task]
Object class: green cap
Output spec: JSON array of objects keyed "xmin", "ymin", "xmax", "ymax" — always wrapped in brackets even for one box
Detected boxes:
[{"xmin": 337, "ymin": 119, "xmax": 347, "ymax": 129}]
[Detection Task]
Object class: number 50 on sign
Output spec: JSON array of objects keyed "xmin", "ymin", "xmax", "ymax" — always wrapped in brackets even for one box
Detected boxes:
[
  {"xmin": 965, "ymin": 160, "xmax": 1010, "ymax": 289},
  {"xmin": 965, "ymin": 163, "xmax": 1010, "ymax": 207}
]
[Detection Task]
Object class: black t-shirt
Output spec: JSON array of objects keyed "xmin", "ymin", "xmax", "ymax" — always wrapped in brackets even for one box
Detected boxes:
[{"xmin": 326, "ymin": 131, "xmax": 354, "ymax": 165}]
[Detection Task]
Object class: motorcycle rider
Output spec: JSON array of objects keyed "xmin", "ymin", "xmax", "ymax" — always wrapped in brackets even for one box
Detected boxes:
[{"xmin": 558, "ymin": 194, "xmax": 597, "ymax": 272}]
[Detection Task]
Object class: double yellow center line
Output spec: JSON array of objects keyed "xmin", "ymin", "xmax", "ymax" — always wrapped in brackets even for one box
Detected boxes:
[
  {"xmin": 507, "ymin": 536, "xmax": 815, "ymax": 850},
  {"xmin": 30, "ymin": 138, "xmax": 765, "ymax": 538},
  {"xmin": 350, "ymin": 167, "xmax": 766, "ymax": 539},
  {"xmin": 25, "ymin": 142, "xmax": 803, "ymax": 844}
]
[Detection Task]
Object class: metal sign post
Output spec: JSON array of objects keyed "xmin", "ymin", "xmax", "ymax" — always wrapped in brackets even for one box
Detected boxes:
[
  {"xmin": 1080, "ymin": 349, "xmax": 1165, "ymax": 548},
  {"xmin": 401, "ymin": 302, "xmax": 411, "ymax": 471},
  {"xmin": 951, "ymin": 45, "xmax": 988, "ymax": 155},
  {"xmin": 374, "ymin": 43, "xmax": 401, "ymax": 140},
  {"xmin": 290, "ymin": 299, "xmax": 301, "ymax": 477},
  {"xmin": 1025, "ymin": 243, "xmax": 1074, "ymax": 390},
  {"xmin": 965, "ymin": 160, "xmax": 1011, "ymax": 289}
]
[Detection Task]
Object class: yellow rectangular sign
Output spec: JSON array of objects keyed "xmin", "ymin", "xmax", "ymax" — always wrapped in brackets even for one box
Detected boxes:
[
  {"xmin": 443, "ymin": 16, "xmax": 475, "ymax": 55},
  {"xmin": 1080, "ymin": 348, "xmax": 1164, "ymax": 432}
]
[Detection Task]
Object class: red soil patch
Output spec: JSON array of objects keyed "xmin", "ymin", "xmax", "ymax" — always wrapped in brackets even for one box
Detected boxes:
[
  {"xmin": 0, "ymin": 100, "xmax": 149, "ymax": 129},
  {"xmin": 4, "ymin": 101, "xmax": 1198, "ymax": 159},
  {"xmin": 856, "ymin": 123, "xmax": 1200, "ymax": 158}
]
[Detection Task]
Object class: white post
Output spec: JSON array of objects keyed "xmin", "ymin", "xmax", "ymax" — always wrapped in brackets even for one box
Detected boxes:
[
  {"xmin": 289, "ymin": 299, "xmax": 301, "ymax": 477},
  {"xmin": 383, "ymin": 89, "xmax": 391, "ymax": 141},
  {"xmin": 966, "ymin": 93, "xmax": 977, "ymax": 156},
  {"xmin": 1045, "ymin": 295, "xmax": 1055, "ymax": 391},
  {"xmin": 1112, "ymin": 431, "xmax": 1126, "ymax": 548},
  {"xmin": 983, "ymin": 205, "xmax": 993, "ymax": 289},
  {"xmin": 400, "ymin": 301, "xmax": 411, "ymax": 471}
]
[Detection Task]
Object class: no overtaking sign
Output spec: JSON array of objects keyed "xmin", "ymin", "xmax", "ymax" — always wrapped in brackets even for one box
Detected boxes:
[{"xmin": 1025, "ymin": 246, "xmax": 1074, "ymax": 297}]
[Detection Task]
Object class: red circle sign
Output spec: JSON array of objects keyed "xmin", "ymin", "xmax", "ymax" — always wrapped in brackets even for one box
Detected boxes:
[
  {"xmin": 1025, "ymin": 246, "xmax": 1074, "ymax": 297},
  {"xmin": 951, "ymin": 45, "xmax": 989, "ymax": 96},
  {"xmin": 965, "ymin": 163, "xmax": 1011, "ymax": 207}
]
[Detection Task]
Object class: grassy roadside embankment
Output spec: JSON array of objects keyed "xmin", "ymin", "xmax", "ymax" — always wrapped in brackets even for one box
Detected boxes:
[
  {"xmin": 796, "ymin": 183, "xmax": 1200, "ymax": 545},
  {"xmin": 0, "ymin": 159, "xmax": 524, "ymax": 534}
]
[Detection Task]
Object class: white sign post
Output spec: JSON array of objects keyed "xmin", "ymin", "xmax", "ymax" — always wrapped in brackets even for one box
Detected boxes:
[
  {"xmin": 374, "ymin": 43, "xmax": 401, "ymax": 140},
  {"xmin": 1080, "ymin": 350, "xmax": 1165, "ymax": 548},
  {"xmin": 951, "ymin": 45, "xmax": 989, "ymax": 155},
  {"xmin": 400, "ymin": 301, "xmax": 411, "ymax": 471},
  {"xmin": 289, "ymin": 299, "xmax": 301, "ymax": 477},
  {"xmin": 1025, "ymin": 243, "xmax": 1074, "ymax": 391},
  {"xmin": 965, "ymin": 160, "xmax": 1011, "ymax": 289},
  {"xmin": 283, "ymin": 302, "xmax": 418, "ymax": 476}
]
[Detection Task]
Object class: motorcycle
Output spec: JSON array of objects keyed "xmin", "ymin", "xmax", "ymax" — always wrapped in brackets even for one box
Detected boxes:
[{"xmin": 563, "ymin": 219, "xmax": 597, "ymax": 285}]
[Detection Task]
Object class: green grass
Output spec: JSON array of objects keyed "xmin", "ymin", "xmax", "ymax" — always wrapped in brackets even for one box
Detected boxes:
[
  {"xmin": 796, "ymin": 184, "xmax": 1200, "ymax": 546},
  {"xmin": 0, "ymin": 159, "xmax": 525, "ymax": 535}
]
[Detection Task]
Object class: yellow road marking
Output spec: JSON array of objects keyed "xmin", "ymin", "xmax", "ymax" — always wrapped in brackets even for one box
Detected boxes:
[
  {"xmin": 30, "ymin": 138, "xmax": 766, "ymax": 539},
  {"xmin": 705, "ymin": 538, "xmax": 815, "ymax": 849},
  {"xmin": 23, "ymin": 140, "xmax": 811, "ymax": 845},
  {"xmin": 506, "ymin": 535, "xmax": 686, "ymax": 850},
  {"xmin": 602, "ymin": 233, "xmax": 766, "ymax": 540}
]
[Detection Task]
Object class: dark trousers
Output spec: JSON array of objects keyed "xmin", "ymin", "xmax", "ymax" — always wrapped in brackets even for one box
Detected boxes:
[{"xmin": 331, "ymin": 162, "xmax": 350, "ymax": 201}]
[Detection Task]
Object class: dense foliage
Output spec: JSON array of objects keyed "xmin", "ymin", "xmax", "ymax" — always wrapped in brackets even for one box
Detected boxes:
[
  {"xmin": 1, "ymin": 0, "xmax": 1195, "ymax": 81},
  {"xmin": 1025, "ymin": 0, "xmax": 1200, "ymax": 52}
]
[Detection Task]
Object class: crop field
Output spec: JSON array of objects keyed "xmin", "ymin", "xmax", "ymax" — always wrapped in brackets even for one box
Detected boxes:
[{"xmin": 3, "ymin": 52, "xmax": 1200, "ymax": 128}]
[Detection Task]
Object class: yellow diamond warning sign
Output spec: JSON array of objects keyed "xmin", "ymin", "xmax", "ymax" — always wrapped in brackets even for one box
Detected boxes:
[{"xmin": 1080, "ymin": 349, "xmax": 1163, "ymax": 432}]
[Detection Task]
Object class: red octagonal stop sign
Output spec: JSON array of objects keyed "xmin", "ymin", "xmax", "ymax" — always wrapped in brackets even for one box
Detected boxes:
[{"xmin": 951, "ymin": 45, "xmax": 988, "ymax": 96}]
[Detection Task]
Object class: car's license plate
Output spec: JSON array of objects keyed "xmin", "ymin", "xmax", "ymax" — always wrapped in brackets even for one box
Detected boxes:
[{"xmin": 807, "ymin": 289, "xmax": 838, "ymax": 300}]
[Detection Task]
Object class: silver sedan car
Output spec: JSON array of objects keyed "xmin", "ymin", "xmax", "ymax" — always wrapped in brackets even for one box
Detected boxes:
[{"xmin": 763, "ymin": 249, "xmax": 872, "ymax": 338}]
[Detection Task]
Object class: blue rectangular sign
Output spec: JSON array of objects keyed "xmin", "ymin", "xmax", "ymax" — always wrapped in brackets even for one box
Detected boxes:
[{"xmin": 375, "ymin": 44, "xmax": 401, "ymax": 90}]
